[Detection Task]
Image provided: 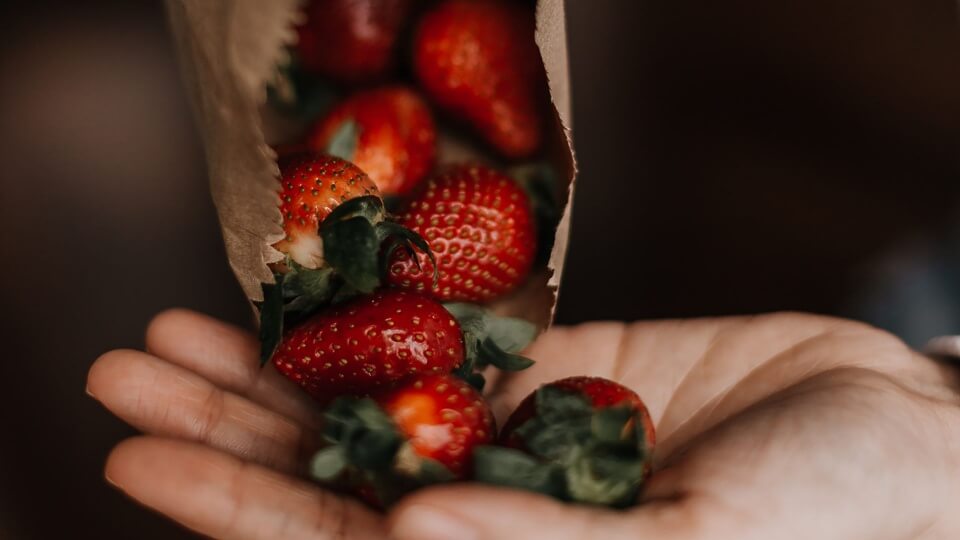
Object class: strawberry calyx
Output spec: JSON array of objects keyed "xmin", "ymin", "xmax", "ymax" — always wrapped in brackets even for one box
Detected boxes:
[
  {"xmin": 309, "ymin": 396, "xmax": 455, "ymax": 506},
  {"xmin": 257, "ymin": 195, "xmax": 436, "ymax": 365},
  {"xmin": 443, "ymin": 303, "xmax": 536, "ymax": 390},
  {"xmin": 473, "ymin": 386, "xmax": 653, "ymax": 507}
]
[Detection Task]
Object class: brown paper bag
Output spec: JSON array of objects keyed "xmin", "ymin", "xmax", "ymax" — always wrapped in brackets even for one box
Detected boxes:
[{"xmin": 165, "ymin": 0, "xmax": 576, "ymax": 332}]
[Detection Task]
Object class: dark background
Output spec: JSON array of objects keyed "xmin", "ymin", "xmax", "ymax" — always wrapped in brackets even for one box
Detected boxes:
[{"xmin": 2, "ymin": 0, "xmax": 959, "ymax": 537}]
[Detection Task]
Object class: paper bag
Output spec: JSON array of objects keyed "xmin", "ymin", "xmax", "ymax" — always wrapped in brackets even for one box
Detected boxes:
[{"xmin": 166, "ymin": 0, "xmax": 577, "ymax": 331}]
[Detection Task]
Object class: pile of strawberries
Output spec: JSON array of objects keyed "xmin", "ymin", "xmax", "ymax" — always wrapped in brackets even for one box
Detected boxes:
[{"xmin": 257, "ymin": 0, "xmax": 655, "ymax": 509}]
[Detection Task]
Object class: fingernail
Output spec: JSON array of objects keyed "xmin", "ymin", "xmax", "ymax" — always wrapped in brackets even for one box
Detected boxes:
[
  {"xmin": 390, "ymin": 504, "xmax": 477, "ymax": 540},
  {"xmin": 85, "ymin": 385, "xmax": 96, "ymax": 399}
]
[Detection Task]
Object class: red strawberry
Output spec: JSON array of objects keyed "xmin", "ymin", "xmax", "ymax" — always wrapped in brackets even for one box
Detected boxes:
[
  {"xmin": 386, "ymin": 164, "xmax": 536, "ymax": 303},
  {"xmin": 378, "ymin": 373, "xmax": 495, "ymax": 477},
  {"xmin": 414, "ymin": 0, "xmax": 544, "ymax": 158},
  {"xmin": 295, "ymin": 0, "xmax": 410, "ymax": 83},
  {"xmin": 310, "ymin": 374, "xmax": 495, "ymax": 505},
  {"xmin": 307, "ymin": 86, "xmax": 436, "ymax": 196},
  {"xmin": 259, "ymin": 153, "xmax": 437, "ymax": 366},
  {"xmin": 474, "ymin": 377, "xmax": 655, "ymax": 507},
  {"xmin": 273, "ymin": 153, "xmax": 380, "ymax": 270},
  {"xmin": 273, "ymin": 289, "xmax": 464, "ymax": 401}
]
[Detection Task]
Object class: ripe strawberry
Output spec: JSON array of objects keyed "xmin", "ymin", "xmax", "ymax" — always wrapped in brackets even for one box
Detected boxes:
[
  {"xmin": 307, "ymin": 87, "xmax": 436, "ymax": 196},
  {"xmin": 378, "ymin": 373, "xmax": 495, "ymax": 477},
  {"xmin": 310, "ymin": 374, "xmax": 495, "ymax": 505},
  {"xmin": 260, "ymin": 153, "xmax": 436, "ymax": 365},
  {"xmin": 273, "ymin": 290, "xmax": 464, "ymax": 401},
  {"xmin": 273, "ymin": 153, "xmax": 379, "ymax": 270},
  {"xmin": 474, "ymin": 377, "xmax": 655, "ymax": 508},
  {"xmin": 295, "ymin": 0, "xmax": 410, "ymax": 83},
  {"xmin": 413, "ymin": 0, "xmax": 544, "ymax": 158},
  {"xmin": 386, "ymin": 164, "xmax": 536, "ymax": 303}
]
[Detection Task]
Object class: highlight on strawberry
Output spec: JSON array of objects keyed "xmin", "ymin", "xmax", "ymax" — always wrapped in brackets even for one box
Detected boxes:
[
  {"xmin": 473, "ymin": 377, "xmax": 656, "ymax": 508},
  {"xmin": 307, "ymin": 86, "xmax": 437, "ymax": 197},
  {"xmin": 309, "ymin": 373, "xmax": 495, "ymax": 506}
]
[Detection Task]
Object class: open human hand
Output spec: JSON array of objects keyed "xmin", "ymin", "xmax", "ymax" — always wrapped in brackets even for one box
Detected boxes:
[{"xmin": 87, "ymin": 310, "xmax": 960, "ymax": 539}]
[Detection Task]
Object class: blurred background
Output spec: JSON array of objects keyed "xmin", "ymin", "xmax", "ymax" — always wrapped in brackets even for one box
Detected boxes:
[{"xmin": 1, "ymin": 0, "xmax": 959, "ymax": 537}]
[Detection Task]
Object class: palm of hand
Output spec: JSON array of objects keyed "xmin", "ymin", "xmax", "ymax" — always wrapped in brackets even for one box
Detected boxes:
[{"xmin": 88, "ymin": 310, "xmax": 960, "ymax": 540}]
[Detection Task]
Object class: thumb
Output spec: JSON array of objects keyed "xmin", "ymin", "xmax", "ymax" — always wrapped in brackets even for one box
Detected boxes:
[{"xmin": 387, "ymin": 484, "xmax": 705, "ymax": 540}]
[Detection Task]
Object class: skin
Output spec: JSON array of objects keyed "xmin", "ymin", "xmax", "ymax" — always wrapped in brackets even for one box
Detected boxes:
[{"xmin": 87, "ymin": 310, "xmax": 960, "ymax": 540}]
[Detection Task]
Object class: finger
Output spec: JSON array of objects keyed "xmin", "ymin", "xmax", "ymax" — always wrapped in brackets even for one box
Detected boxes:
[
  {"xmin": 388, "ymin": 484, "xmax": 711, "ymax": 540},
  {"xmin": 88, "ymin": 349, "xmax": 313, "ymax": 473},
  {"xmin": 146, "ymin": 308, "xmax": 322, "ymax": 427},
  {"xmin": 106, "ymin": 437, "xmax": 386, "ymax": 540}
]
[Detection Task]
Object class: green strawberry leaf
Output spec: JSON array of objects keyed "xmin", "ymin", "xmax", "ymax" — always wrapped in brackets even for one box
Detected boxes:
[
  {"xmin": 478, "ymin": 337, "xmax": 535, "ymax": 371},
  {"xmin": 486, "ymin": 317, "xmax": 537, "ymax": 354},
  {"xmin": 412, "ymin": 456, "xmax": 457, "ymax": 484},
  {"xmin": 444, "ymin": 304, "xmax": 536, "ymax": 379},
  {"xmin": 256, "ymin": 273, "xmax": 286, "ymax": 367},
  {"xmin": 444, "ymin": 303, "xmax": 487, "ymax": 339},
  {"xmin": 516, "ymin": 387, "xmax": 595, "ymax": 461},
  {"xmin": 282, "ymin": 263, "xmax": 337, "ymax": 318},
  {"xmin": 329, "ymin": 281, "xmax": 364, "ymax": 305},
  {"xmin": 321, "ymin": 216, "xmax": 381, "ymax": 294},
  {"xmin": 444, "ymin": 303, "xmax": 536, "ymax": 354},
  {"xmin": 310, "ymin": 447, "xmax": 348, "ymax": 481},
  {"xmin": 591, "ymin": 406, "xmax": 636, "ymax": 444},
  {"xmin": 472, "ymin": 446, "xmax": 567, "ymax": 499},
  {"xmin": 319, "ymin": 398, "xmax": 403, "ymax": 472},
  {"xmin": 501, "ymin": 387, "xmax": 653, "ymax": 508},
  {"xmin": 312, "ymin": 397, "xmax": 460, "ymax": 507},
  {"xmin": 325, "ymin": 119, "xmax": 359, "ymax": 162},
  {"xmin": 565, "ymin": 454, "xmax": 643, "ymax": 507}
]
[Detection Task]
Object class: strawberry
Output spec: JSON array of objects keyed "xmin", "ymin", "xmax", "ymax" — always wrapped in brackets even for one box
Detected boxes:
[
  {"xmin": 272, "ymin": 289, "xmax": 464, "ymax": 401},
  {"xmin": 294, "ymin": 0, "xmax": 410, "ymax": 84},
  {"xmin": 258, "ymin": 153, "xmax": 433, "ymax": 365},
  {"xmin": 379, "ymin": 373, "xmax": 495, "ymax": 477},
  {"xmin": 273, "ymin": 153, "xmax": 379, "ymax": 270},
  {"xmin": 307, "ymin": 86, "xmax": 436, "ymax": 197},
  {"xmin": 413, "ymin": 0, "xmax": 544, "ymax": 158},
  {"xmin": 474, "ymin": 377, "xmax": 656, "ymax": 508},
  {"xmin": 309, "ymin": 374, "xmax": 495, "ymax": 505},
  {"xmin": 500, "ymin": 377, "xmax": 655, "ymax": 451},
  {"xmin": 386, "ymin": 164, "xmax": 537, "ymax": 303},
  {"xmin": 272, "ymin": 290, "xmax": 537, "ymax": 401}
]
